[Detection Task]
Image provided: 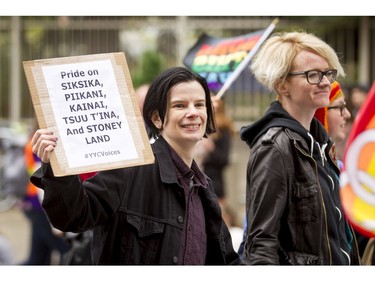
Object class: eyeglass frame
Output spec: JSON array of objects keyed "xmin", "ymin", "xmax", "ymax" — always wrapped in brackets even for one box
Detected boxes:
[
  {"xmin": 287, "ymin": 69, "xmax": 338, "ymax": 85},
  {"xmin": 327, "ymin": 102, "xmax": 347, "ymax": 117}
]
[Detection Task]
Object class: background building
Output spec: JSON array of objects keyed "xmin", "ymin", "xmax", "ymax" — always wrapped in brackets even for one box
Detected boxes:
[{"xmin": 0, "ymin": 16, "xmax": 374, "ymax": 123}]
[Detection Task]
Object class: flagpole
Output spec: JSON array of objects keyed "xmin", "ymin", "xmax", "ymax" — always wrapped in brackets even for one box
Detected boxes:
[{"xmin": 216, "ymin": 18, "xmax": 279, "ymax": 99}]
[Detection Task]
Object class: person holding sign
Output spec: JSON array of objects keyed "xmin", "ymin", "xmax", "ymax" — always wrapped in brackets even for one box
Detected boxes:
[
  {"xmin": 239, "ymin": 31, "xmax": 360, "ymax": 265},
  {"xmin": 29, "ymin": 66, "xmax": 239, "ymax": 265}
]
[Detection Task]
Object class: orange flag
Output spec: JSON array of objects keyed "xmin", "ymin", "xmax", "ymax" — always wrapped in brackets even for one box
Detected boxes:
[{"xmin": 341, "ymin": 81, "xmax": 375, "ymax": 238}]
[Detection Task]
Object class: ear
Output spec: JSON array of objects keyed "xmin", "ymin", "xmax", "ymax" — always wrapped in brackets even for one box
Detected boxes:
[
  {"xmin": 275, "ymin": 79, "xmax": 289, "ymax": 97},
  {"xmin": 151, "ymin": 112, "xmax": 162, "ymax": 129}
]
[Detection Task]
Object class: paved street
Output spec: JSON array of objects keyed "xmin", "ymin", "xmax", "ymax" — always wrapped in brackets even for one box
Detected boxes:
[{"xmin": 0, "ymin": 205, "xmax": 30, "ymax": 264}]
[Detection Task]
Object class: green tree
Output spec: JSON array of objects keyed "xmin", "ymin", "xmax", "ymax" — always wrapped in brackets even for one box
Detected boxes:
[{"xmin": 132, "ymin": 51, "xmax": 166, "ymax": 88}]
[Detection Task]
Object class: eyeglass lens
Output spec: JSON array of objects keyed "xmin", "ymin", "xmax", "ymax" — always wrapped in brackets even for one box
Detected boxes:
[
  {"xmin": 328, "ymin": 104, "xmax": 346, "ymax": 116},
  {"xmin": 307, "ymin": 70, "xmax": 337, "ymax": 84}
]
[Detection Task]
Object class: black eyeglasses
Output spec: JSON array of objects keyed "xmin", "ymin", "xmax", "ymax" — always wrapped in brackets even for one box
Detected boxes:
[
  {"xmin": 327, "ymin": 103, "xmax": 347, "ymax": 116},
  {"xmin": 287, "ymin": 69, "xmax": 338, "ymax": 85}
]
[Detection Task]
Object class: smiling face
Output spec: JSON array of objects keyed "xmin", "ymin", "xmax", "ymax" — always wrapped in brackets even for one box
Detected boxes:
[
  {"xmin": 152, "ymin": 81, "xmax": 207, "ymax": 155},
  {"xmin": 327, "ymin": 96, "xmax": 351, "ymax": 144}
]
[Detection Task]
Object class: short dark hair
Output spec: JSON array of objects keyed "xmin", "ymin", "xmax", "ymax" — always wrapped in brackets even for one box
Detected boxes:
[{"xmin": 143, "ymin": 66, "xmax": 216, "ymax": 139}]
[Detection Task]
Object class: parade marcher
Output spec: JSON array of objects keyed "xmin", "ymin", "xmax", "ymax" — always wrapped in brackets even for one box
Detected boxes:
[
  {"xmin": 314, "ymin": 81, "xmax": 352, "ymax": 167},
  {"xmin": 239, "ymin": 31, "xmax": 360, "ymax": 265},
  {"xmin": 30, "ymin": 66, "xmax": 239, "ymax": 265},
  {"xmin": 349, "ymin": 84, "xmax": 369, "ymax": 120}
]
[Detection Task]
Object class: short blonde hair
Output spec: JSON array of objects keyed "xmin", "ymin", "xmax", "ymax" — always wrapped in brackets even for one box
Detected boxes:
[{"xmin": 251, "ymin": 31, "xmax": 345, "ymax": 94}]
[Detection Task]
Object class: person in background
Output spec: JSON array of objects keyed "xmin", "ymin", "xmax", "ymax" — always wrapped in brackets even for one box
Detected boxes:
[
  {"xmin": 318, "ymin": 82, "xmax": 374, "ymax": 265},
  {"xmin": 135, "ymin": 84, "xmax": 153, "ymax": 140},
  {"xmin": 314, "ymin": 81, "xmax": 368, "ymax": 261},
  {"xmin": 135, "ymin": 84, "xmax": 150, "ymax": 114},
  {"xmin": 349, "ymin": 84, "xmax": 369, "ymax": 120},
  {"xmin": 239, "ymin": 31, "xmax": 360, "ymax": 265},
  {"xmin": 200, "ymin": 96, "xmax": 235, "ymax": 225},
  {"xmin": 29, "ymin": 67, "xmax": 239, "ymax": 265},
  {"xmin": 196, "ymin": 95, "xmax": 242, "ymax": 249},
  {"xmin": 20, "ymin": 135, "xmax": 71, "ymax": 265},
  {"xmin": 314, "ymin": 81, "xmax": 351, "ymax": 167}
]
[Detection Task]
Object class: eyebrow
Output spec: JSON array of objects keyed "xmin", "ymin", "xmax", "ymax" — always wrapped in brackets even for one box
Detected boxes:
[{"xmin": 170, "ymin": 98, "xmax": 206, "ymax": 103}]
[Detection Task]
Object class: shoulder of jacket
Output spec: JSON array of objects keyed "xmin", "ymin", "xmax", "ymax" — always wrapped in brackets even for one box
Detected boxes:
[
  {"xmin": 259, "ymin": 127, "xmax": 306, "ymax": 151},
  {"xmin": 259, "ymin": 127, "xmax": 284, "ymax": 144}
]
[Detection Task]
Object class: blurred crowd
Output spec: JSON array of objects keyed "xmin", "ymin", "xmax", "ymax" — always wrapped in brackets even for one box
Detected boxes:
[{"xmin": 0, "ymin": 42, "xmax": 374, "ymax": 265}]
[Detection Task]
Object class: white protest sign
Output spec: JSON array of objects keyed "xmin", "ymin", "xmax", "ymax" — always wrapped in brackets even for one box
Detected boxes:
[{"xmin": 24, "ymin": 52, "xmax": 154, "ymax": 176}]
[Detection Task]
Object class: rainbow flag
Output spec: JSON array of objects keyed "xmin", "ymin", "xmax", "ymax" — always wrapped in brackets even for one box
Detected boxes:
[
  {"xmin": 183, "ymin": 27, "xmax": 273, "ymax": 95},
  {"xmin": 341, "ymin": 81, "xmax": 375, "ymax": 238}
]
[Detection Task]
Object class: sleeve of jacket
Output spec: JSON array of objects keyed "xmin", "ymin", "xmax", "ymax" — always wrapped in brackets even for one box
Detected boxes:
[
  {"xmin": 30, "ymin": 162, "xmax": 123, "ymax": 232},
  {"xmin": 242, "ymin": 142, "xmax": 288, "ymax": 265}
]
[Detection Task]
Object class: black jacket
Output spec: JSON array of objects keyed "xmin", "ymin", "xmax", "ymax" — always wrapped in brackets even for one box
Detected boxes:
[
  {"xmin": 31, "ymin": 136, "xmax": 239, "ymax": 265},
  {"xmin": 239, "ymin": 101, "xmax": 360, "ymax": 265}
]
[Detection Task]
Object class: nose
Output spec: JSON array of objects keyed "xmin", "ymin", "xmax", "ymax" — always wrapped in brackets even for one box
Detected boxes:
[
  {"xmin": 319, "ymin": 75, "xmax": 332, "ymax": 86},
  {"xmin": 343, "ymin": 107, "xmax": 351, "ymax": 119},
  {"xmin": 186, "ymin": 105, "xmax": 199, "ymax": 118}
]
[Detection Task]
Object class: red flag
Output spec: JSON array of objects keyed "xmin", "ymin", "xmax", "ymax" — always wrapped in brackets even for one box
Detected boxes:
[{"xmin": 340, "ymin": 81, "xmax": 375, "ymax": 237}]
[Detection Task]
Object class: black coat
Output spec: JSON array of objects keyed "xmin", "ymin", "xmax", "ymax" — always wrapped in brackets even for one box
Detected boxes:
[
  {"xmin": 31, "ymin": 136, "xmax": 239, "ymax": 265},
  {"xmin": 240, "ymin": 101, "xmax": 360, "ymax": 265}
]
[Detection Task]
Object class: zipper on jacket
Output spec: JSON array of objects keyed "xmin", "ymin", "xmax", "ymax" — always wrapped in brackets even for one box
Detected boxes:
[
  {"xmin": 328, "ymin": 173, "xmax": 351, "ymax": 265},
  {"xmin": 294, "ymin": 140, "xmax": 333, "ymax": 265},
  {"xmin": 341, "ymin": 247, "xmax": 351, "ymax": 265}
]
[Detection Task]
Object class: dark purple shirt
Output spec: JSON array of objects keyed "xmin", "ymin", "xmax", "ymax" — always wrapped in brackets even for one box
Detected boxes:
[{"xmin": 169, "ymin": 145, "xmax": 208, "ymax": 265}]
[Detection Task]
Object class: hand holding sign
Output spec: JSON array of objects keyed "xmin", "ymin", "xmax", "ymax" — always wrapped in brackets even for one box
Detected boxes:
[
  {"xmin": 24, "ymin": 52, "xmax": 154, "ymax": 176},
  {"xmin": 31, "ymin": 129, "xmax": 57, "ymax": 163}
]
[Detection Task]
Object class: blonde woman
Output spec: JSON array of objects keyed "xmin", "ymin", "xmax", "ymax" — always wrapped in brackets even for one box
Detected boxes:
[{"xmin": 240, "ymin": 32, "xmax": 360, "ymax": 265}]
